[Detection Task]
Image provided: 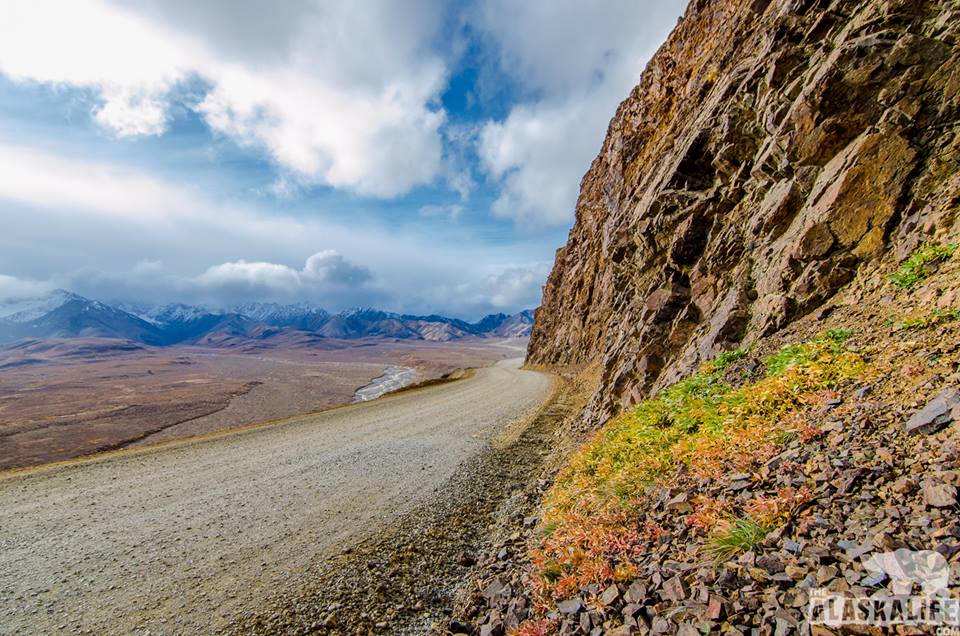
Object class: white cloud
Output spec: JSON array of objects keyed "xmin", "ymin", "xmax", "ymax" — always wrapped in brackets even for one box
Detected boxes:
[
  {"xmin": 479, "ymin": 99, "xmax": 606, "ymax": 226},
  {"xmin": 0, "ymin": 143, "xmax": 201, "ymax": 220},
  {"xmin": 475, "ymin": 0, "xmax": 685, "ymax": 226},
  {"xmin": 302, "ymin": 251, "xmax": 371, "ymax": 285},
  {"xmin": 198, "ymin": 251, "xmax": 371, "ymax": 294},
  {"xmin": 483, "ymin": 263, "xmax": 551, "ymax": 309},
  {"xmin": 198, "ymin": 261, "xmax": 302, "ymax": 292},
  {"xmin": 0, "ymin": 274, "xmax": 54, "ymax": 300},
  {"xmin": 421, "ymin": 262, "xmax": 550, "ymax": 317},
  {"xmin": 95, "ymin": 88, "xmax": 169, "ymax": 137},
  {"xmin": 0, "ymin": 0, "xmax": 449, "ymax": 197}
]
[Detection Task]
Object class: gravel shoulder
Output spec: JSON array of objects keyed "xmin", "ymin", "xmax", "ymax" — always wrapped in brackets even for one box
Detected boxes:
[{"xmin": 0, "ymin": 358, "xmax": 551, "ymax": 635}]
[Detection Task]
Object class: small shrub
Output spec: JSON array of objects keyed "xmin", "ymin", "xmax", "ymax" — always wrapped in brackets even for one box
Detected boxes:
[
  {"xmin": 824, "ymin": 327, "xmax": 852, "ymax": 343},
  {"xmin": 889, "ymin": 243, "xmax": 957, "ymax": 289},
  {"xmin": 513, "ymin": 617, "xmax": 558, "ymax": 636},
  {"xmin": 686, "ymin": 497, "xmax": 732, "ymax": 532},
  {"xmin": 745, "ymin": 487, "xmax": 813, "ymax": 527},
  {"xmin": 706, "ymin": 487, "xmax": 812, "ymax": 560}
]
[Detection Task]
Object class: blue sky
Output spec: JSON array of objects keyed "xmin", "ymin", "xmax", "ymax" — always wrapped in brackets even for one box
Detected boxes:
[{"xmin": 0, "ymin": 0, "xmax": 685, "ymax": 319}]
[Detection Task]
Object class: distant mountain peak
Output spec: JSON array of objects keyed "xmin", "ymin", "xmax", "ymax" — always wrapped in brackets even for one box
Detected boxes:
[
  {"xmin": 341, "ymin": 307, "xmax": 396, "ymax": 319},
  {"xmin": 0, "ymin": 290, "xmax": 534, "ymax": 347},
  {"xmin": 232, "ymin": 301, "xmax": 329, "ymax": 324},
  {"xmin": 147, "ymin": 303, "xmax": 222, "ymax": 323},
  {"xmin": 0, "ymin": 289, "xmax": 85, "ymax": 323}
]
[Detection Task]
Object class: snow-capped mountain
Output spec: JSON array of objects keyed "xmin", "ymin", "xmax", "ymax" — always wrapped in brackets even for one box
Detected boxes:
[
  {"xmin": 476, "ymin": 310, "xmax": 535, "ymax": 338},
  {"xmin": 146, "ymin": 303, "xmax": 223, "ymax": 324},
  {"xmin": 0, "ymin": 291, "xmax": 167, "ymax": 344},
  {"xmin": 0, "ymin": 290, "xmax": 82, "ymax": 324},
  {"xmin": 0, "ymin": 291, "xmax": 534, "ymax": 346},
  {"xmin": 231, "ymin": 302, "xmax": 329, "ymax": 329}
]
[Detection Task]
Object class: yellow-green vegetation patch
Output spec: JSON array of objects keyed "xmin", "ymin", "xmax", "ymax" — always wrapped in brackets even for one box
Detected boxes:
[
  {"xmin": 531, "ymin": 331, "xmax": 865, "ymax": 601},
  {"xmin": 892, "ymin": 308, "xmax": 960, "ymax": 331},
  {"xmin": 889, "ymin": 243, "xmax": 957, "ymax": 289}
]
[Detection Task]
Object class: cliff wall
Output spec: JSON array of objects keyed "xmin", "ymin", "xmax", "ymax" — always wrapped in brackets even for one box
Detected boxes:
[{"xmin": 528, "ymin": 0, "xmax": 960, "ymax": 425}]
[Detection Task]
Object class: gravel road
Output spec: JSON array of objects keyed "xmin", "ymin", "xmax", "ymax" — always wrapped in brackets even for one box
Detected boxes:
[{"xmin": 0, "ymin": 358, "xmax": 551, "ymax": 635}]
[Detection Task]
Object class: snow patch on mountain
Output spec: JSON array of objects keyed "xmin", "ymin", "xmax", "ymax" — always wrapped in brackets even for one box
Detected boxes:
[{"xmin": 0, "ymin": 290, "xmax": 81, "ymax": 323}]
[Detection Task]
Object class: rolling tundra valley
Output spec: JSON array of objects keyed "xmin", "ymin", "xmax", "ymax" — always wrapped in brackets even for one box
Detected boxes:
[{"xmin": 0, "ymin": 293, "xmax": 530, "ymax": 471}]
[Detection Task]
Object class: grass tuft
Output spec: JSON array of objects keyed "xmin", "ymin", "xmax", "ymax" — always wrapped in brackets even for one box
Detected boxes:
[
  {"xmin": 889, "ymin": 243, "xmax": 957, "ymax": 289},
  {"xmin": 764, "ymin": 329, "xmax": 851, "ymax": 376},
  {"xmin": 705, "ymin": 517, "xmax": 769, "ymax": 561}
]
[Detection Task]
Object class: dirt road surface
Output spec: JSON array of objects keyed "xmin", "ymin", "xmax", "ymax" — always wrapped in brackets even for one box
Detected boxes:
[{"xmin": 0, "ymin": 358, "xmax": 551, "ymax": 635}]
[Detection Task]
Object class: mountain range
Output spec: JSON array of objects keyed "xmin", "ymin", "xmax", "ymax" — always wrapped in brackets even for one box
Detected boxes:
[{"xmin": 0, "ymin": 290, "xmax": 534, "ymax": 347}]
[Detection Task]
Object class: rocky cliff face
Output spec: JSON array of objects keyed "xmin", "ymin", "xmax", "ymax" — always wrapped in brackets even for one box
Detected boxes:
[{"xmin": 529, "ymin": 0, "xmax": 960, "ymax": 425}]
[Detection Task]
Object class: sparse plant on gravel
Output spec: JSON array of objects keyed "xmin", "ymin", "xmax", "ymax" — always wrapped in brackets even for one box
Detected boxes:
[
  {"xmin": 895, "ymin": 308, "xmax": 960, "ymax": 331},
  {"xmin": 686, "ymin": 496, "xmax": 732, "ymax": 532},
  {"xmin": 705, "ymin": 516, "xmax": 769, "ymax": 561},
  {"xmin": 889, "ymin": 243, "xmax": 957, "ymax": 289},
  {"xmin": 513, "ymin": 617, "xmax": 558, "ymax": 636},
  {"xmin": 744, "ymin": 486, "xmax": 813, "ymax": 528},
  {"xmin": 705, "ymin": 487, "xmax": 812, "ymax": 560},
  {"xmin": 712, "ymin": 347, "xmax": 747, "ymax": 371}
]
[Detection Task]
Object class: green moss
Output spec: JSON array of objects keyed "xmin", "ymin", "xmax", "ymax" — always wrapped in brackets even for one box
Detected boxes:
[{"xmin": 889, "ymin": 243, "xmax": 957, "ymax": 289}]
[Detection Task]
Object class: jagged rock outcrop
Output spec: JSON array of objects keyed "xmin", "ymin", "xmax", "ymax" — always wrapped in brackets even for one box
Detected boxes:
[{"xmin": 528, "ymin": 0, "xmax": 960, "ymax": 425}]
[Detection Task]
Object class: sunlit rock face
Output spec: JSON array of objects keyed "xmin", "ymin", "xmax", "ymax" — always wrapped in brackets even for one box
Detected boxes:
[{"xmin": 528, "ymin": 0, "xmax": 960, "ymax": 425}]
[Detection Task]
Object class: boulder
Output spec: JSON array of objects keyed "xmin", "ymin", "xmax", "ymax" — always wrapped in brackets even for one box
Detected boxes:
[{"xmin": 904, "ymin": 387, "xmax": 960, "ymax": 435}]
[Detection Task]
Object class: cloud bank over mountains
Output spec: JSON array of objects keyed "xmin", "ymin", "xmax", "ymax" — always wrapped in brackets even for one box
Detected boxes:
[{"xmin": 0, "ymin": 141, "xmax": 549, "ymax": 317}]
